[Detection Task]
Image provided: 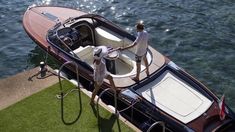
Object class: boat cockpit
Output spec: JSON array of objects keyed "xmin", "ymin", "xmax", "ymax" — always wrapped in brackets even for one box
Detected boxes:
[{"xmin": 47, "ymin": 14, "xmax": 152, "ymax": 78}]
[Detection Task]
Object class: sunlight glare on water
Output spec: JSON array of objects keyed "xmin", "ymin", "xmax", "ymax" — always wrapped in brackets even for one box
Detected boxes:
[{"xmin": 0, "ymin": 0, "xmax": 234, "ymax": 110}]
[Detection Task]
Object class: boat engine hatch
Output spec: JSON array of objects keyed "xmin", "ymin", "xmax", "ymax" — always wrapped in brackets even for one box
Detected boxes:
[{"xmin": 136, "ymin": 70, "xmax": 213, "ymax": 124}]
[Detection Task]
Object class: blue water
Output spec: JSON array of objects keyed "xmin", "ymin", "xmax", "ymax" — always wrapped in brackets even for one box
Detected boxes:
[{"xmin": 0, "ymin": 0, "xmax": 234, "ymax": 110}]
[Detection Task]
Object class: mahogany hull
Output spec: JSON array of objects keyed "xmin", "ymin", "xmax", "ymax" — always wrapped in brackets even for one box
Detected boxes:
[{"xmin": 23, "ymin": 6, "xmax": 235, "ymax": 132}]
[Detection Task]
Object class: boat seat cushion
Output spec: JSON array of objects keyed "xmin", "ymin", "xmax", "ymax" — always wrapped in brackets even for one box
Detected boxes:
[
  {"xmin": 95, "ymin": 27, "xmax": 123, "ymax": 48},
  {"xmin": 72, "ymin": 45, "xmax": 94, "ymax": 57},
  {"xmin": 136, "ymin": 71, "xmax": 213, "ymax": 124}
]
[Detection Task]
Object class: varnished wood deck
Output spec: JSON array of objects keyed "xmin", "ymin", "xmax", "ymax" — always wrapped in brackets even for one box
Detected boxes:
[{"xmin": 23, "ymin": 6, "xmax": 87, "ymax": 54}]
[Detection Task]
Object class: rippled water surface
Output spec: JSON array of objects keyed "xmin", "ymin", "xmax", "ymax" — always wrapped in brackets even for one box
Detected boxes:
[{"xmin": 0, "ymin": 0, "xmax": 234, "ymax": 110}]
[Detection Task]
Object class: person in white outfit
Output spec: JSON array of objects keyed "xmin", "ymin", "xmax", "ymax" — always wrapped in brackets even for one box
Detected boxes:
[
  {"xmin": 90, "ymin": 46, "xmax": 116, "ymax": 105},
  {"xmin": 120, "ymin": 22, "xmax": 150, "ymax": 81}
]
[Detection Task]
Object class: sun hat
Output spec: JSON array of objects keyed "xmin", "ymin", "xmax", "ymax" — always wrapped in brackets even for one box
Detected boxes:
[{"xmin": 93, "ymin": 46, "xmax": 108, "ymax": 60}]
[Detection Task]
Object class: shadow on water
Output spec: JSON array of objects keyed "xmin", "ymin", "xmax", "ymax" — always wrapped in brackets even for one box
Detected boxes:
[
  {"xmin": 0, "ymin": 0, "xmax": 234, "ymax": 110},
  {"xmin": 28, "ymin": 46, "xmax": 60, "ymax": 70}
]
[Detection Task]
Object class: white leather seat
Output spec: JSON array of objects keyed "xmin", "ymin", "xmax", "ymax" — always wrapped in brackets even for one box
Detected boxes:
[
  {"xmin": 73, "ymin": 45, "xmax": 94, "ymax": 57},
  {"xmin": 95, "ymin": 27, "xmax": 123, "ymax": 48}
]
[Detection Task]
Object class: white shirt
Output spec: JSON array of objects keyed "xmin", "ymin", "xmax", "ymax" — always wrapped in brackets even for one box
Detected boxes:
[
  {"xmin": 134, "ymin": 30, "xmax": 148, "ymax": 56},
  {"xmin": 93, "ymin": 59, "xmax": 108, "ymax": 85}
]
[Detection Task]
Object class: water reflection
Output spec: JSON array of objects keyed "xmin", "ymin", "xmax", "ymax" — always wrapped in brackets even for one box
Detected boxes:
[
  {"xmin": 28, "ymin": 46, "xmax": 59, "ymax": 70},
  {"xmin": 0, "ymin": 0, "xmax": 234, "ymax": 110}
]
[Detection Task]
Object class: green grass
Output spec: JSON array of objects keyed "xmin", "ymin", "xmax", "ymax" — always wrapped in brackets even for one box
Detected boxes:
[{"xmin": 0, "ymin": 80, "xmax": 134, "ymax": 132}]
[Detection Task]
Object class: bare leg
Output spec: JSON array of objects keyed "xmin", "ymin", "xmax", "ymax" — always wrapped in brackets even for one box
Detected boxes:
[
  {"xmin": 143, "ymin": 55, "xmax": 149, "ymax": 76},
  {"xmin": 107, "ymin": 75, "xmax": 118, "ymax": 114},
  {"xmin": 90, "ymin": 82, "xmax": 100, "ymax": 105},
  {"xmin": 106, "ymin": 75, "xmax": 116, "ymax": 90},
  {"xmin": 135, "ymin": 62, "xmax": 141, "ymax": 81}
]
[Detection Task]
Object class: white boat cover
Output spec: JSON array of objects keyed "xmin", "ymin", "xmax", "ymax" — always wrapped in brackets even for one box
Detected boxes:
[{"xmin": 136, "ymin": 70, "xmax": 212, "ymax": 124}]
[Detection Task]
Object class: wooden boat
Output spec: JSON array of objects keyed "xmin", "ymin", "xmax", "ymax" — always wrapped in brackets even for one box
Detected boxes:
[{"xmin": 23, "ymin": 6, "xmax": 235, "ymax": 131}]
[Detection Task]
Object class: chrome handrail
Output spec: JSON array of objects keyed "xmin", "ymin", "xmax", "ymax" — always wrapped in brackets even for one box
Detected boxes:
[
  {"xmin": 147, "ymin": 121, "xmax": 165, "ymax": 132},
  {"xmin": 58, "ymin": 61, "xmax": 79, "ymax": 93},
  {"xmin": 96, "ymin": 88, "xmax": 118, "ymax": 130},
  {"xmin": 96, "ymin": 88, "xmax": 117, "ymax": 116},
  {"xmin": 58, "ymin": 61, "xmax": 81, "ymax": 125},
  {"xmin": 96, "ymin": 87, "xmax": 140, "ymax": 124}
]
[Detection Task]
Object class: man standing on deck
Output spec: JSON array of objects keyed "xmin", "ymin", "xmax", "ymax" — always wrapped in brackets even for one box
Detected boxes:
[
  {"xmin": 90, "ymin": 46, "xmax": 116, "ymax": 105},
  {"xmin": 120, "ymin": 22, "xmax": 150, "ymax": 82}
]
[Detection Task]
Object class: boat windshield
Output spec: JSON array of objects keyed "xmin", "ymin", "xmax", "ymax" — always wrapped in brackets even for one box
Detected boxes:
[{"xmin": 63, "ymin": 17, "xmax": 75, "ymax": 25}]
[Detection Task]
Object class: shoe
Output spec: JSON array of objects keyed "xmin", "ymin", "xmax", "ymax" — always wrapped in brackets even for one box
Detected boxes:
[
  {"xmin": 131, "ymin": 77, "xmax": 139, "ymax": 82},
  {"xmin": 115, "ymin": 88, "xmax": 122, "ymax": 94},
  {"xmin": 146, "ymin": 71, "xmax": 150, "ymax": 76}
]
